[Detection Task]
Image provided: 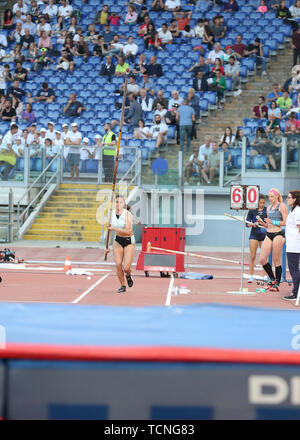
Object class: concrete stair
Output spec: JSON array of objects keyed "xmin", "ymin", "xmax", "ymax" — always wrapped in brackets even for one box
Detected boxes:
[
  {"xmin": 196, "ymin": 47, "xmax": 293, "ymax": 143},
  {"xmin": 23, "ymin": 183, "xmax": 113, "ymax": 242}
]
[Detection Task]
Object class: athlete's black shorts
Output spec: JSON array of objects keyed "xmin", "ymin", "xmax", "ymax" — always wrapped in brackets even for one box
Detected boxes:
[
  {"xmin": 115, "ymin": 236, "xmax": 133, "ymax": 248},
  {"xmin": 266, "ymin": 230, "xmax": 285, "ymax": 241}
]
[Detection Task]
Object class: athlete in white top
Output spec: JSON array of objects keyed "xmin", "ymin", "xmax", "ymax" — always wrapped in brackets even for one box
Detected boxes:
[
  {"xmin": 107, "ymin": 195, "xmax": 135, "ymax": 293},
  {"xmin": 283, "ymin": 190, "xmax": 300, "ymax": 301}
]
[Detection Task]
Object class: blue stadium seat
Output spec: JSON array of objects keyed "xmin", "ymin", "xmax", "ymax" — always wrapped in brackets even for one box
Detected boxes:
[{"xmin": 252, "ymin": 154, "xmax": 268, "ymax": 169}]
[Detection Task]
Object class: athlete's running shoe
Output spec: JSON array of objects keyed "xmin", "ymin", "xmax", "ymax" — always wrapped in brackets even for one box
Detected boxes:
[
  {"xmin": 269, "ymin": 281, "xmax": 280, "ymax": 292},
  {"xmin": 117, "ymin": 285, "xmax": 126, "ymax": 293},
  {"xmin": 248, "ymin": 276, "xmax": 254, "ymax": 283},
  {"xmin": 266, "ymin": 280, "xmax": 276, "ymax": 290},
  {"xmin": 126, "ymin": 274, "xmax": 133, "ymax": 288}
]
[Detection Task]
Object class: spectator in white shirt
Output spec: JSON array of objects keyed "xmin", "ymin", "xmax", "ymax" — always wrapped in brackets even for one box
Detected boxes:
[
  {"xmin": 58, "ymin": 0, "xmax": 73, "ymax": 20},
  {"xmin": 207, "ymin": 43, "xmax": 225, "ymax": 64},
  {"xmin": 157, "ymin": 23, "xmax": 173, "ymax": 46},
  {"xmin": 61, "ymin": 123, "xmax": 69, "ymax": 159},
  {"xmin": 133, "ymin": 119, "xmax": 150, "ymax": 139},
  {"xmin": 123, "ymin": 35, "xmax": 138, "ymax": 63},
  {"xmin": 53, "ymin": 130, "xmax": 64, "ymax": 153},
  {"xmin": 154, "ymin": 102, "xmax": 167, "ymax": 120},
  {"xmin": 194, "ymin": 18, "xmax": 205, "ymax": 38},
  {"xmin": 45, "ymin": 138, "xmax": 59, "ymax": 159},
  {"xmin": 80, "ymin": 137, "xmax": 95, "ymax": 172},
  {"xmin": 124, "ymin": 75, "xmax": 140, "ymax": 95},
  {"xmin": 198, "ymin": 136, "xmax": 213, "ymax": 162},
  {"xmin": 0, "ymin": 33, "xmax": 8, "ymax": 48},
  {"xmin": 38, "ymin": 128, "xmax": 47, "ymax": 147},
  {"xmin": 45, "ymin": 121, "xmax": 56, "ymax": 141},
  {"xmin": 65, "ymin": 122, "xmax": 82, "ymax": 180},
  {"xmin": 13, "ymin": 0, "xmax": 28, "ymax": 15},
  {"xmin": 44, "ymin": 0, "xmax": 58, "ymax": 20},
  {"xmin": 164, "ymin": 0, "xmax": 181, "ymax": 11},
  {"xmin": 23, "ymin": 14, "xmax": 36, "ymax": 35},
  {"xmin": 36, "ymin": 17, "xmax": 52, "ymax": 36},
  {"xmin": 168, "ymin": 90, "xmax": 183, "ymax": 109},
  {"xmin": 137, "ymin": 88, "xmax": 153, "ymax": 112},
  {"xmin": 148, "ymin": 114, "xmax": 168, "ymax": 148}
]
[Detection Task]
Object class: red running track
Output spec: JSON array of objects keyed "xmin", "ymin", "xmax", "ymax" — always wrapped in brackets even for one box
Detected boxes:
[{"xmin": 0, "ymin": 246, "xmax": 296, "ymax": 309}]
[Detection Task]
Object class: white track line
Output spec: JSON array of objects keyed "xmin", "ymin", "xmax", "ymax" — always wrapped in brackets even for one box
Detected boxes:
[
  {"xmin": 165, "ymin": 275, "xmax": 175, "ymax": 307},
  {"xmin": 72, "ymin": 273, "xmax": 111, "ymax": 304}
]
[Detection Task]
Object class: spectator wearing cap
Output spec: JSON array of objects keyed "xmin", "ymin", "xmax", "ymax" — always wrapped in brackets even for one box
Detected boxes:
[
  {"xmin": 224, "ymin": 56, "xmax": 242, "ymax": 95},
  {"xmin": 20, "ymin": 102, "xmax": 35, "ymax": 125},
  {"xmin": 65, "ymin": 122, "xmax": 82, "ymax": 180},
  {"xmin": 80, "ymin": 137, "xmax": 95, "ymax": 172},
  {"xmin": 64, "ymin": 93, "xmax": 86, "ymax": 118},
  {"xmin": 61, "ymin": 123, "xmax": 69, "ymax": 160},
  {"xmin": 193, "ymin": 71, "xmax": 209, "ymax": 92},
  {"xmin": 176, "ymin": 98, "xmax": 195, "ymax": 152},
  {"xmin": 34, "ymin": 82, "xmax": 55, "ymax": 104},
  {"xmin": 53, "ymin": 130, "xmax": 64, "ymax": 153},
  {"xmin": 245, "ymin": 37, "xmax": 267, "ymax": 76},
  {"xmin": 221, "ymin": 45, "xmax": 234, "ymax": 63},
  {"xmin": 46, "ymin": 121, "xmax": 56, "ymax": 141},
  {"xmin": 39, "ymin": 128, "xmax": 47, "ymax": 148},
  {"xmin": 0, "ymin": 123, "xmax": 19, "ymax": 180},
  {"xmin": 93, "ymin": 134, "xmax": 102, "ymax": 161}
]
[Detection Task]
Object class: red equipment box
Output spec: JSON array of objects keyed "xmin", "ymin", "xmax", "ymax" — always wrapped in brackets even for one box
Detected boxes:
[{"xmin": 137, "ymin": 227, "xmax": 186, "ymax": 275}]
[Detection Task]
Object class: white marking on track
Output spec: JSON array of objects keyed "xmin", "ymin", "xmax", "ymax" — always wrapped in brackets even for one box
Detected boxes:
[
  {"xmin": 165, "ymin": 275, "xmax": 175, "ymax": 307},
  {"xmin": 72, "ymin": 273, "xmax": 111, "ymax": 304}
]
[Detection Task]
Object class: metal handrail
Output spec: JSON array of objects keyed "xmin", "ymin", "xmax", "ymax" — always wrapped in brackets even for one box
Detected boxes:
[
  {"xmin": 17, "ymin": 154, "xmax": 60, "ymax": 227},
  {"xmin": 17, "ymin": 153, "xmax": 59, "ymax": 206}
]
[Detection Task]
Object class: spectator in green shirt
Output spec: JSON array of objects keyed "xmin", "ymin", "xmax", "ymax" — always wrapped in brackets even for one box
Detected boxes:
[
  {"xmin": 276, "ymin": 90, "xmax": 292, "ymax": 113},
  {"xmin": 210, "ymin": 69, "xmax": 227, "ymax": 109},
  {"xmin": 115, "ymin": 56, "xmax": 130, "ymax": 77}
]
